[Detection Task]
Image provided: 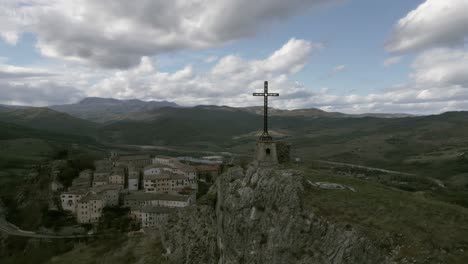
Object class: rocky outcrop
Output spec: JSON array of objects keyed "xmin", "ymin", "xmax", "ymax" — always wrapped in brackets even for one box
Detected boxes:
[{"xmin": 160, "ymin": 165, "xmax": 392, "ymax": 264}]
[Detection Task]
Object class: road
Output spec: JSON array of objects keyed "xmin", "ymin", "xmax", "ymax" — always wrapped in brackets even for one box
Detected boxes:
[
  {"xmin": 0, "ymin": 217, "xmax": 94, "ymax": 239},
  {"xmin": 314, "ymin": 160, "xmax": 415, "ymax": 176},
  {"xmin": 0, "ymin": 204, "xmax": 93, "ymax": 239}
]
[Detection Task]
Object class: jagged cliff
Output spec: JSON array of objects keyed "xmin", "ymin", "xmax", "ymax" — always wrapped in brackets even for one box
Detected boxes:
[{"xmin": 160, "ymin": 165, "xmax": 393, "ymax": 264}]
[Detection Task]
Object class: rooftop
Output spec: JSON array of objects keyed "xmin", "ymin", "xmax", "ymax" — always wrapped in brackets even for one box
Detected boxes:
[
  {"xmin": 124, "ymin": 192, "xmax": 190, "ymax": 202},
  {"xmin": 92, "ymin": 184, "xmax": 122, "ymax": 192},
  {"xmin": 93, "ymin": 174, "xmax": 108, "ymax": 182},
  {"xmin": 79, "ymin": 193, "xmax": 103, "ymax": 203},
  {"xmin": 62, "ymin": 189, "xmax": 88, "ymax": 195},
  {"xmin": 144, "ymin": 173, "xmax": 171, "ymax": 180},
  {"xmin": 134, "ymin": 205, "xmax": 176, "ymax": 214}
]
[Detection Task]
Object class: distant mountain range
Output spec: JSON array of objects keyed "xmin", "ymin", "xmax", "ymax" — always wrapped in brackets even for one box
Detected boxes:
[
  {"xmin": 49, "ymin": 97, "xmax": 179, "ymax": 123},
  {"xmin": 1, "ymin": 97, "xmax": 468, "ymax": 157},
  {"xmin": 1, "ymin": 97, "xmax": 415, "ymax": 124},
  {"xmin": 236, "ymin": 106, "xmax": 415, "ymax": 119}
]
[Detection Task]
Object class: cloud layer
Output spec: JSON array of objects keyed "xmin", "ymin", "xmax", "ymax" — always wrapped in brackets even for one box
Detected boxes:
[
  {"xmin": 0, "ymin": 0, "xmax": 335, "ymax": 68},
  {"xmin": 386, "ymin": 0, "xmax": 468, "ymax": 53},
  {"xmin": 2, "ymin": 0, "xmax": 468, "ymax": 115}
]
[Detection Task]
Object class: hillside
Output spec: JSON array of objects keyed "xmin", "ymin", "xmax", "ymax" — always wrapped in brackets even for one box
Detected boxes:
[
  {"xmin": 50, "ymin": 97, "xmax": 179, "ymax": 123},
  {"xmin": 98, "ymin": 106, "xmax": 265, "ymax": 147},
  {"xmin": 0, "ymin": 107, "xmax": 97, "ymax": 137},
  {"xmin": 239, "ymin": 106, "xmax": 347, "ymax": 118}
]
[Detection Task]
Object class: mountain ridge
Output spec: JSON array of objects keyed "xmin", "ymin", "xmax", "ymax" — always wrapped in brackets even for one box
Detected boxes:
[{"xmin": 2, "ymin": 97, "xmax": 416, "ymax": 123}]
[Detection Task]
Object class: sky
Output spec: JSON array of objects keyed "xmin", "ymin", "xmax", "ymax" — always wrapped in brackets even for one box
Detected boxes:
[{"xmin": 0, "ymin": 0, "xmax": 468, "ymax": 114}]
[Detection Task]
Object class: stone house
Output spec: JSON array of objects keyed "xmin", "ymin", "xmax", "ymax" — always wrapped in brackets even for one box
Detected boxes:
[
  {"xmin": 91, "ymin": 184, "xmax": 122, "ymax": 207},
  {"xmin": 70, "ymin": 178, "xmax": 91, "ymax": 190},
  {"xmin": 143, "ymin": 172, "xmax": 193, "ymax": 194},
  {"xmin": 132, "ymin": 206, "xmax": 174, "ymax": 228},
  {"xmin": 109, "ymin": 167, "xmax": 125, "ymax": 186},
  {"xmin": 143, "ymin": 173, "xmax": 170, "ymax": 193},
  {"xmin": 123, "ymin": 192, "xmax": 194, "ymax": 208},
  {"xmin": 77, "ymin": 194, "xmax": 105, "ymax": 224},
  {"xmin": 169, "ymin": 161, "xmax": 197, "ymax": 179},
  {"xmin": 93, "ymin": 174, "xmax": 108, "ymax": 187},
  {"xmin": 60, "ymin": 189, "xmax": 87, "ymax": 213}
]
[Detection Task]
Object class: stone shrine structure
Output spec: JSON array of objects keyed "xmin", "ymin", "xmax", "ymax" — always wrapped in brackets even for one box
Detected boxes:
[{"xmin": 252, "ymin": 81, "xmax": 280, "ymax": 165}]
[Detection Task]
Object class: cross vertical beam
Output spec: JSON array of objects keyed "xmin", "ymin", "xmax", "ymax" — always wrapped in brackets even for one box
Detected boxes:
[
  {"xmin": 253, "ymin": 81, "xmax": 279, "ymax": 141},
  {"xmin": 264, "ymin": 81, "xmax": 268, "ymax": 136}
]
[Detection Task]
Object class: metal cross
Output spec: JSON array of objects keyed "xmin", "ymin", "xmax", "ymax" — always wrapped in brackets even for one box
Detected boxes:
[{"xmin": 253, "ymin": 81, "xmax": 279, "ymax": 141}]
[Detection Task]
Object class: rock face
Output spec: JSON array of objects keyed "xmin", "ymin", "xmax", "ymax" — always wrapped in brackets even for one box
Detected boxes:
[{"xmin": 160, "ymin": 165, "xmax": 391, "ymax": 264}]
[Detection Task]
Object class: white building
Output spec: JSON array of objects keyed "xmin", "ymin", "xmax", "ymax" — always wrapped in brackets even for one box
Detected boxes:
[
  {"xmin": 128, "ymin": 173, "xmax": 139, "ymax": 191},
  {"xmin": 152, "ymin": 156, "xmax": 174, "ymax": 166}
]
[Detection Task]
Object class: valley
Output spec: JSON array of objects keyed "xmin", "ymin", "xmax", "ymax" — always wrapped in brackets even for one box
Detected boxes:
[{"xmin": 0, "ymin": 98, "xmax": 468, "ymax": 263}]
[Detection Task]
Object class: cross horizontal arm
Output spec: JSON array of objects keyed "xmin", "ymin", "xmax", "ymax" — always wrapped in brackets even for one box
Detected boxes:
[
  {"xmin": 253, "ymin": 93, "xmax": 265, "ymax": 96},
  {"xmin": 267, "ymin": 93, "xmax": 279, "ymax": 96}
]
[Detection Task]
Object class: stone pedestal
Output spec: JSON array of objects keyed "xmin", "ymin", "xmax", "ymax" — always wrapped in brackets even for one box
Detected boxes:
[{"xmin": 255, "ymin": 141, "xmax": 278, "ymax": 165}]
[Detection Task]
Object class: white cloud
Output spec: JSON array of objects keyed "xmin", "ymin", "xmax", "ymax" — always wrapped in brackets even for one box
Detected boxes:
[
  {"xmin": 383, "ymin": 56, "xmax": 402, "ymax": 67},
  {"xmin": 89, "ymin": 38, "xmax": 320, "ymax": 107},
  {"xmin": 386, "ymin": 0, "xmax": 468, "ymax": 53},
  {"xmin": 410, "ymin": 48, "xmax": 468, "ymax": 86},
  {"xmin": 0, "ymin": 0, "xmax": 338, "ymax": 68}
]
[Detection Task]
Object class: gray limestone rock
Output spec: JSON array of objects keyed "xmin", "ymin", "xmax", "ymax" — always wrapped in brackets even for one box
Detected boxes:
[{"xmin": 160, "ymin": 165, "xmax": 393, "ymax": 264}]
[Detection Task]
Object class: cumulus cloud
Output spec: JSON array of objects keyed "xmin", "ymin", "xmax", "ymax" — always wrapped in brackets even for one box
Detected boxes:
[
  {"xmin": 4, "ymin": 37, "xmax": 468, "ymax": 114},
  {"xmin": 386, "ymin": 0, "xmax": 468, "ymax": 53},
  {"xmin": 0, "ymin": 0, "xmax": 338, "ymax": 68},
  {"xmin": 410, "ymin": 48, "xmax": 468, "ymax": 86},
  {"xmin": 89, "ymin": 38, "xmax": 319, "ymax": 107}
]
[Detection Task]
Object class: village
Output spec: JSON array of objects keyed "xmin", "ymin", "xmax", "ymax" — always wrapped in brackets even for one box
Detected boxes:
[{"xmin": 50, "ymin": 152, "xmax": 223, "ymax": 229}]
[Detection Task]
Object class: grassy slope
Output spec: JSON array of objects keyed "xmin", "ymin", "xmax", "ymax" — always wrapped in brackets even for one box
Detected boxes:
[
  {"xmin": 301, "ymin": 166, "xmax": 468, "ymax": 263},
  {"xmin": 46, "ymin": 234, "xmax": 167, "ymax": 264}
]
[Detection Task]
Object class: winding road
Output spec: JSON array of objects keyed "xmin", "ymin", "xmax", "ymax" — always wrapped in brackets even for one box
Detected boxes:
[{"xmin": 0, "ymin": 205, "xmax": 93, "ymax": 239}]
